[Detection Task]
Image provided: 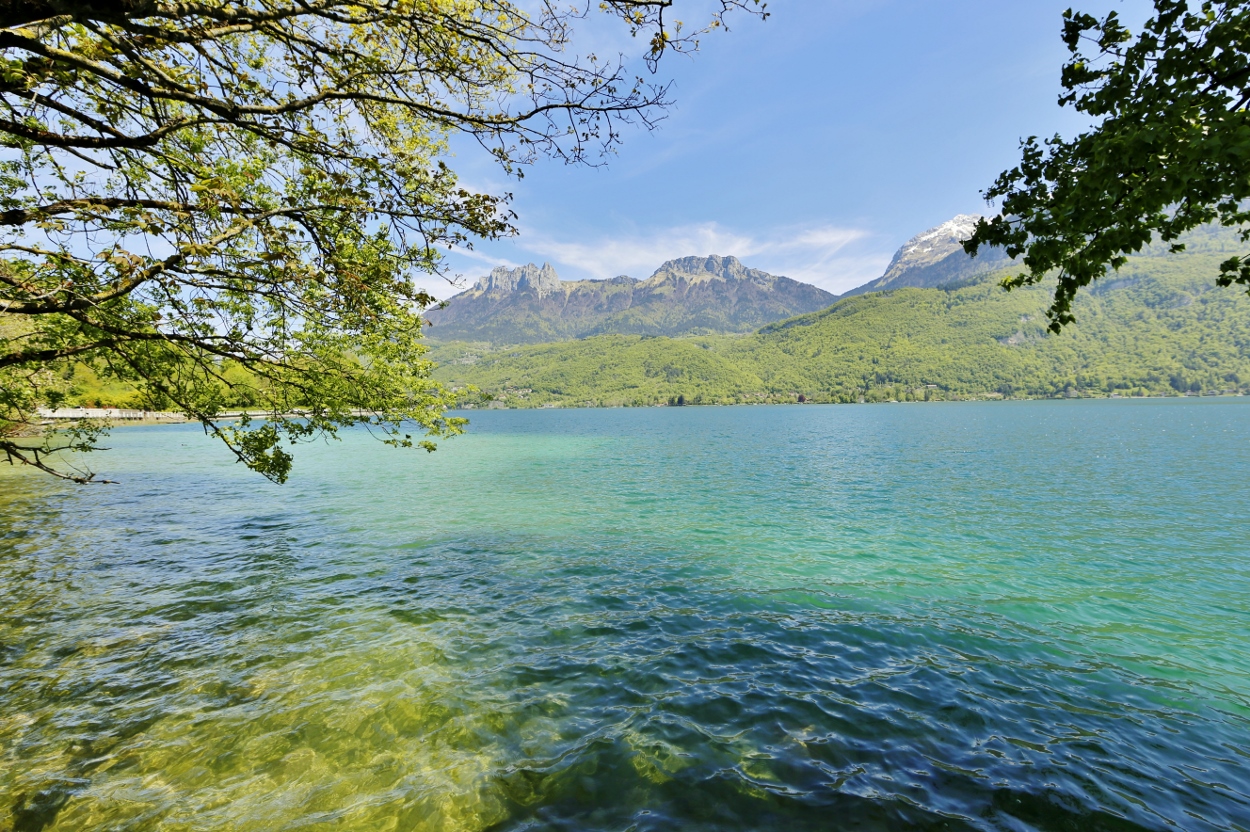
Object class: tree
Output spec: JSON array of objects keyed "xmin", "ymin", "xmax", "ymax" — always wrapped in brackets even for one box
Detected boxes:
[
  {"xmin": 965, "ymin": 0, "xmax": 1250, "ymax": 332},
  {"xmin": 0, "ymin": 0, "xmax": 763, "ymax": 482}
]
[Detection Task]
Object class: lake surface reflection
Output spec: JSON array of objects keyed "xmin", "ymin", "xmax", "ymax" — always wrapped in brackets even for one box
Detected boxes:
[{"xmin": 2, "ymin": 399, "xmax": 1249, "ymax": 830}]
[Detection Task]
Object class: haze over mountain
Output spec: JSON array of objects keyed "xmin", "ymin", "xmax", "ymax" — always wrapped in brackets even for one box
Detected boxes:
[{"xmin": 424, "ymin": 256, "xmax": 836, "ymax": 344}]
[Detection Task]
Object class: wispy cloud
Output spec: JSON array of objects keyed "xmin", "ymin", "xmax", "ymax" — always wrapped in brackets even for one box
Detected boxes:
[
  {"xmin": 447, "ymin": 246, "xmax": 519, "ymax": 269},
  {"xmin": 510, "ymin": 221, "xmax": 891, "ymax": 295},
  {"xmin": 411, "ymin": 246, "xmax": 519, "ymax": 299},
  {"xmin": 525, "ymin": 223, "xmax": 754, "ymax": 280}
]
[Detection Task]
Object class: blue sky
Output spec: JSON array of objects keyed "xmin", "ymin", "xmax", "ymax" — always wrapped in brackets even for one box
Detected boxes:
[{"xmin": 430, "ymin": 0, "xmax": 1150, "ymax": 298}]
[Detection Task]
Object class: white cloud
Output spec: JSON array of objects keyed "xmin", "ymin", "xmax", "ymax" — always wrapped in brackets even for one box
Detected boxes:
[
  {"xmin": 525, "ymin": 222, "xmax": 754, "ymax": 280},
  {"xmin": 447, "ymin": 246, "xmax": 518, "ymax": 269},
  {"xmin": 509, "ymin": 221, "xmax": 891, "ymax": 295}
]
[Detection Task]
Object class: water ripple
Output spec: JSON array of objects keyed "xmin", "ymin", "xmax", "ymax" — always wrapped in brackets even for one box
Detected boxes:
[{"xmin": 2, "ymin": 400, "xmax": 1250, "ymax": 830}]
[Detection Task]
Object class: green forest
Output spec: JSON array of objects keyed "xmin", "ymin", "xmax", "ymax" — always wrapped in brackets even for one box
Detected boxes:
[{"xmin": 431, "ymin": 246, "xmax": 1250, "ymax": 408}]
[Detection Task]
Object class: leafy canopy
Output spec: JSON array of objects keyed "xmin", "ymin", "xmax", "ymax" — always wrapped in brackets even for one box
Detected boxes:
[
  {"xmin": 966, "ymin": 0, "xmax": 1250, "ymax": 331},
  {"xmin": 0, "ymin": 0, "xmax": 763, "ymax": 482}
]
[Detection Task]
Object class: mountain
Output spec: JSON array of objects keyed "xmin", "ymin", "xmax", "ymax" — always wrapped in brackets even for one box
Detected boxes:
[
  {"xmin": 432, "ymin": 233, "xmax": 1250, "ymax": 407},
  {"xmin": 424, "ymin": 256, "xmax": 837, "ymax": 344},
  {"xmin": 843, "ymin": 214, "xmax": 1011, "ymax": 296}
]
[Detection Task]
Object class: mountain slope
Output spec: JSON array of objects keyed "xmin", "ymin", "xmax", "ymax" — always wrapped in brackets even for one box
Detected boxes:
[
  {"xmin": 424, "ymin": 256, "xmax": 836, "ymax": 344},
  {"xmin": 433, "ymin": 244, "xmax": 1250, "ymax": 406},
  {"xmin": 842, "ymin": 214, "xmax": 1011, "ymax": 296}
]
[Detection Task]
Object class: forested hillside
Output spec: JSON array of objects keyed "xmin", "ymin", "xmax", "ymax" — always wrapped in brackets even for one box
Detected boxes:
[{"xmin": 431, "ymin": 244, "xmax": 1250, "ymax": 407}]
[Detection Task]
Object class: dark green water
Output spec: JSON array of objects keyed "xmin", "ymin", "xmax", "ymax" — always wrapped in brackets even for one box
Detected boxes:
[{"xmin": 2, "ymin": 399, "xmax": 1249, "ymax": 831}]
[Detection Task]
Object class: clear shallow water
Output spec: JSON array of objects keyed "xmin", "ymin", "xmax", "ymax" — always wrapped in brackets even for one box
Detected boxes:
[{"xmin": 2, "ymin": 399, "xmax": 1249, "ymax": 831}]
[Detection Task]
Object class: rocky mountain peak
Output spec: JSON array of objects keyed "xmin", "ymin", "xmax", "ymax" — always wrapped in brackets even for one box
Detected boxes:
[
  {"xmin": 649, "ymin": 254, "xmax": 782, "ymax": 285},
  {"xmin": 842, "ymin": 214, "xmax": 1009, "ymax": 297},
  {"xmin": 654, "ymin": 254, "xmax": 744, "ymax": 277},
  {"xmin": 427, "ymin": 254, "xmax": 835, "ymax": 344},
  {"xmin": 884, "ymin": 214, "xmax": 984, "ymax": 280},
  {"xmin": 474, "ymin": 262, "xmax": 562, "ymax": 298}
]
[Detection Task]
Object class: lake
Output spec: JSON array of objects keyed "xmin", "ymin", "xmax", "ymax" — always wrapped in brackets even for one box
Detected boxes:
[{"xmin": 2, "ymin": 399, "xmax": 1249, "ymax": 830}]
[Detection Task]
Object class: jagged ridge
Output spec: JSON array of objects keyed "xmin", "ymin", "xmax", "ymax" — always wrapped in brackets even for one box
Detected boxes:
[
  {"xmin": 425, "ymin": 255, "xmax": 836, "ymax": 345},
  {"xmin": 433, "ymin": 229, "xmax": 1250, "ymax": 406}
]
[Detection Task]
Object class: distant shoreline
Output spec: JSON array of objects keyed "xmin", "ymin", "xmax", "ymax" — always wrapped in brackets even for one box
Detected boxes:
[
  {"xmin": 453, "ymin": 390, "xmax": 1248, "ymax": 411},
  {"xmin": 33, "ymin": 408, "xmax": 337, "ymax": 430},
  {"xmin": 29, "ymin": 394, "xmax": 1248, "ymax": 435}
]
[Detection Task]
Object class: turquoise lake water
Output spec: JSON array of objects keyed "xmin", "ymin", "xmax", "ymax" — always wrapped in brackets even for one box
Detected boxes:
[{"xmin": 2, "ymin": 399, "xmax": 1249, "ymax": 830}]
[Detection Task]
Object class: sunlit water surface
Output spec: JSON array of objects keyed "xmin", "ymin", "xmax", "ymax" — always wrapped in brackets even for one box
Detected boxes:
[{"xmin": 2, "ymin": 400, "xmax": 1250, "ymax": 831}]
